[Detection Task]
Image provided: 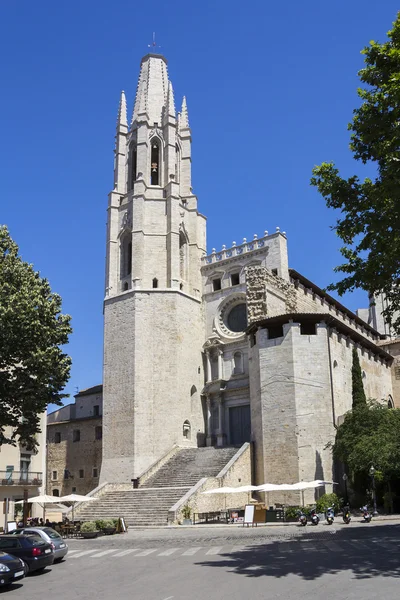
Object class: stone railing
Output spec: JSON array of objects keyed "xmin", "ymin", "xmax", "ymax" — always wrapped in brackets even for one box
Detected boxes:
[{"xmin": 201, "ymin": 229, "xmax": 286, "ymax": 265}]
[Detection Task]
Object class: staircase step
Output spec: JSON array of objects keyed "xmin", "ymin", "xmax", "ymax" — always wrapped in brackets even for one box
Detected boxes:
[{"xmin": 76, "ymin": 446, "xmax": 240, "ymax": 526}]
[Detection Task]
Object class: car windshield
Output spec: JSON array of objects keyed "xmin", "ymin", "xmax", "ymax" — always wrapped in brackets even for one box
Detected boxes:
[{"xmin": 43, "ymin": 528, "xmax": 62, "ymax": 539}]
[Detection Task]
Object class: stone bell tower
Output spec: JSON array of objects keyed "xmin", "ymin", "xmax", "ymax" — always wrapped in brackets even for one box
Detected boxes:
[{"xmin": 101, "ymin": 53, "xmax": 207, "ymax": 483}]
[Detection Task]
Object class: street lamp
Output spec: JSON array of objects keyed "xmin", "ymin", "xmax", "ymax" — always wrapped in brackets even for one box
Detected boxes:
[
  {"xmin": 342, "ymin": 473, "xmax": 348, "ymax": 505},
  {"xmin": 369, "ymin": 465, "xmax": 378, "ymax": 516}
]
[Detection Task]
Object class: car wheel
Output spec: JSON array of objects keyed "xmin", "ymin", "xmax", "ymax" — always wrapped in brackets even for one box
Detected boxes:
[
  {"xmin": 54, "ymin": 558, "xmax": 64, "ymax": 563},
  {"xmin": 23, "ymin": 561, "xmax": 30, "ymax": 574}
]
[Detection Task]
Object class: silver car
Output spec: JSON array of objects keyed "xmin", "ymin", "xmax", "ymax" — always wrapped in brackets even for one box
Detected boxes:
[{"xmin": 11, "ymin": 528, "xmax": 68, "ymax": 562}]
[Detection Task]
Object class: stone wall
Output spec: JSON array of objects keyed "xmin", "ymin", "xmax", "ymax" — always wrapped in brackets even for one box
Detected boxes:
[
  {"xmin": 47, "ymin": 417, "xmax": 102, "ymax": 496},
  {"xmin": 101, "ymin": 289, "xmax": 205, "ymax": 483}
]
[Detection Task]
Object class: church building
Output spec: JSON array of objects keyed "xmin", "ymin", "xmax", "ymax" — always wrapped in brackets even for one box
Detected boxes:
[{"xmin": 94, "ymin": 51, "xmax": 398, "ymax": 515}]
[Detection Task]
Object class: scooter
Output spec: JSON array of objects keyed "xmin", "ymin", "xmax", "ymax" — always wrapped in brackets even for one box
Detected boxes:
[
  {"xmin": 342, "ymin": 504, "xmax": 351, "ymax": 524},
  {"xmin": 360, "ymin": 505, "xmax": 372, "ymax": 522},
  {"xmin": 298, "ymin": 509, "xmax": 307, "ymax": 526},
  {"xmin": 326, "ymin": 505, "xmax": 335, "ymax": 525},
  {"xmin": 310, "ymin": 508, "xmax": 320, "ymax": 525}
]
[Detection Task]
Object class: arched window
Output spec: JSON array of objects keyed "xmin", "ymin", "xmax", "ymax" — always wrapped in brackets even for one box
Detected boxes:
[
  {"xmin": 52, "ymin": 489, "xmax": 59, "ymax": 497},
  {"xmin": 129, "ymin": 143, "xmax": 137, "ymax": 190},
  {"xmin": 150, "ymin": 138, "xmax": 160, "ymax": 185},
  {"xmin": 183, "ymin": 420, "xmax": 191, "ymax": 440},
  {"xmin": 388, "ymin": 395, "xmax": 394, "ymax": 409},
  {"xmin": 233, "ymin": 352, "xmax": 243, "ymax": 374},
  {"xmin": 179, "ymin": 231, "xmax": 188, "ymax": 282},
  {"xmin": 123, "ymin": 282, "xmax": 129, "ymax": 291},
  {"xmin": 152, "ymin": 278, "xmax": 158, "ymax": 288},
  {"xmin": 190, "ymin": 385, "xmax": 198, "ymax": 413}
]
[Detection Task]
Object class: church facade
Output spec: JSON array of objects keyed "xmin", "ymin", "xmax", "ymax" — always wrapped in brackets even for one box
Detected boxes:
[{"xmin": 100, "ymin": 52, "xmax": 397, "ymax": 495}]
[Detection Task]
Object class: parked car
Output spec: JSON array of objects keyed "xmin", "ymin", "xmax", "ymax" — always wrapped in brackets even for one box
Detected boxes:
[
  {"xmin": 11, "ymin": 527, "xmax": 68, "ymax": 562},
  {"xmin": 0, "ymin": 551, "xmax": 26, "ymax": 587},
  {"xmin": 0, "ymin": 535, "xmax": 54, "ymax": 573}
]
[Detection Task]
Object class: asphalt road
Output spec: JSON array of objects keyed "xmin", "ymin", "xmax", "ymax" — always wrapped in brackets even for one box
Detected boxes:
[{"xmin": 4, "ymin": 519, "xmax": 400, "ymax": 600}]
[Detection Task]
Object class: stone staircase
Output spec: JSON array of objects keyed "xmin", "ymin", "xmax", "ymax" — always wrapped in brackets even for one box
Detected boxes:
[{"xmin": 76, "ymin": 447, "xmax": 239, "ymax": 526}]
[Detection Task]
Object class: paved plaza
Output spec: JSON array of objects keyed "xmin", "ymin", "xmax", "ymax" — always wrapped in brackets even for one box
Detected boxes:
[{"xmin": 4, "ymin": 519, "xmax": 400, "ymax": 599}]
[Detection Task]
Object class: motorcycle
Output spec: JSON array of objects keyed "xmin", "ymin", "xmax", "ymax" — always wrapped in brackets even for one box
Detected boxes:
[
  {"xmin": 325, "ymin": 505, "xmax": 335, "ymax": 525},
  {"xmin": 360, "ymin": 505, "xmax": 372, "ymax": 522},
  {"xmin": 342, "ymin": 504, "xmax": 351, "ymax": 524},
  {"xmin": 298, "ymin": 509, "xmax": 307, "ymax": 526},
  {"xmin": 310, "ymin": 508, "xmax": 320, "ymax": 526}
]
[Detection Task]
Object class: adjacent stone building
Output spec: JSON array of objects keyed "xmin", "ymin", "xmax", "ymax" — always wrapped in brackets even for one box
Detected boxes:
[
  {"xmin": 47, "ymin": 386, "xmax": 103, "ymax": 497},
  {"xmin": 94, "ymin": 49, "xmax": 400, "ymax": 504}
]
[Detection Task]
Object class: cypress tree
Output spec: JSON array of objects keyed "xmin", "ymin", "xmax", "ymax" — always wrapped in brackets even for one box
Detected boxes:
[{"xmin": 352, "ymin": 347, "xmax": 367, "ymax": 409}]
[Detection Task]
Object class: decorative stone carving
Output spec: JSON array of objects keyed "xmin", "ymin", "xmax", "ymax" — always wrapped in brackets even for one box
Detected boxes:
[
  {"xmin": 120, "ymin": 209, "xmax": 132, "ymax": 231},
  {"xmin": 245, "ymin": 266, "xmax": 298, "ymax": 324},
  {"xmin": 149, "ymin": 128, "xmax": 164, "ymax": 142}
]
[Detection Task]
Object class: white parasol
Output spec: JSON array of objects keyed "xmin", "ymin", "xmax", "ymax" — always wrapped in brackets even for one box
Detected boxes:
[{"xmin": 59, "ymin": 494, "xmax": 98, "ymax": 521}]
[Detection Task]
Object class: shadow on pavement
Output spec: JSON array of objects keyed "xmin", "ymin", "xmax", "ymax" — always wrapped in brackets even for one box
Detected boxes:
[{"xmin": 196, "ymin": 523, "xmax": 400, "ymax": 581}]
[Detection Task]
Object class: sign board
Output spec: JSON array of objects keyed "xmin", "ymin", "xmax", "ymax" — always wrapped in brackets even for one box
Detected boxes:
[
  {"xmin": 244, "ymin": 505, "xmax": 255, "ymax": 525},
  {"xmin": 6, "ymin": 521, "xmax": 17, "ymax": 533}
]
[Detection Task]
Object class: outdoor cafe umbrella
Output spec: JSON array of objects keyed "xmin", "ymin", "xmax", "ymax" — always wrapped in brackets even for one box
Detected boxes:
[
  {"xmin": 15, "ymin": 495, "xmax": 62, "ymax": 524},
  {"xmin": 59, "ymin": 494, "xmax": 97, "ymax": 521}
]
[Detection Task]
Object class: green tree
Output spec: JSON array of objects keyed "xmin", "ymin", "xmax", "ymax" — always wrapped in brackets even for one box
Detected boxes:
[
  {"xmin": 333, "ymin": 402, "xmax": 400, "ymax": 483},
  {"xmin": 311, "ymin": 13, "xmax": 400, "ymax": 333},
  {"xmin": 0, "ymin": 226, "xmax": 72, "ymax": 450},
  {"xmin": 352, "ymin": 347, "xmax": 367, "ymax": 409}
]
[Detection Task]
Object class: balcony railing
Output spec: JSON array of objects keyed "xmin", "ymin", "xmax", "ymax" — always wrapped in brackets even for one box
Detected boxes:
[{"xmin": 0, "ymin": 472, "xmax": 43, "ymax": 486}]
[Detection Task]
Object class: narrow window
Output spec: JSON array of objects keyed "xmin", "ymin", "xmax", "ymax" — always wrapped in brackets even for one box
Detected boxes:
[
  {"xmin": 93, "ymin": 405, "xmax": 100, "ymax": 416},
  {"xmin": 95, "ymin": 426, "xmax": 102, "ymax": 440},
  {"xmin": 52, "ymin": 489, "xmax": 59, "ymax": 497},
  {"xmin": 183, "ymin": 420, "xmax": 191, "ymax": 440},
  {"xmin": 175, "ymin": 144, "xmax": 180, "ymax": 182},
  {"xmin": 213, "ymin": 278, "xmax": 221, "ymax": 291},
  {"xmin": 123, "ymin": 282, "xmax": 129, "ymax": 291},
  {"xmin": 73, "ymin": 430, "xmax": 80, "ymax": 442},
  {"xmin": 127, "ymin": 242, "xmax": 132, "ymax": 275},
  {"xmin": 72, "ymin": 487, "xmax": 77, "ymax": 493},
  {"xmin": 271, "ymin": 269, "xmax": 278, "ymax": 276},
  {"xmin": 54, "ymin": 432, "xmax": 61, "ymax": 444},
  {"xmin": 52, "ymin": 471, "xmax": 57, "ymax": 481},
  {"xmin": 152, "ymin": 278, "xmax": 158, "ymax": 288},
  {"xmin": 129, "ymin": 144, "xmax": 137, "ymax": 190},
  {"xmin": 93, "ymin": 468, "xmax": 99, "ymax": 478},
  {"xmin": 231, "ymin": 273, "xmax": 240, "ymax": 286},
  {"xmin": 150, "ymin": 139, "xmax": 160, "ymax": 185},
  {"xmin": 179, "ymin": 231, "xmax": 188, "ymax": 282},
  {"xmin": 79, "ymin": 469, "xmax": 84, "ymax": 479},
  {"xmin": 64, "ymin": 469, "xmax": 70, "ymax": 480},
  {"xmin": 388, "ymin": 395, "xmax": 394, "ymax": 409}
]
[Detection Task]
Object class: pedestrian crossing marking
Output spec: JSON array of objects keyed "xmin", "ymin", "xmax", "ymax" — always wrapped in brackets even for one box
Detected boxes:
[
  {"xmin": 205, "ymin": 546, "xmax": 223, "ymax": 555},
  {"xmin": 113, "ymin": 549, "xmax": 140, "ymax": 557},
  {"xmin": 324, "ymin": 541, "xmax": 342, "ymax": 552},
  {"xmin": 182, "ymin": 547, "xmax": 202, "ymax": 556},
  {"xmin": 92, "ymin": 549, "xmax": 118, "ymax": 558},
  {"xmin": 158, "ymin": 548, "xmax": 180, "ymax": 556},
  {"xmin": 71, "ymin": 549, "xmax": 100, "ymax": 558},
  {"xmin": 135, "ymin": 548, "xmax": 159, "ymax": 557}
]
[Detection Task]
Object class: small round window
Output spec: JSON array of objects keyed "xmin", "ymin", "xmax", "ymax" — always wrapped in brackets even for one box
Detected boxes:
[{"xmin": 227, "ymin": 303, "xmax": 247, "ymax": 332}]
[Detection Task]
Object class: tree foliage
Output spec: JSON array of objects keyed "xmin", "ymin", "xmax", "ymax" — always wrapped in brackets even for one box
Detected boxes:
[
  {"xmin": 0, "ymin": 226, "xmax": 72, "ymax": 450},
  {"xmin": 352, "ymin": 348, "xmax": 367, "ymax": 409},
  {"xmin": 311, "ymin": 13, "xmax": 400, "ymax": 333},
  {"xmin": 333, "ymin": 402, "xmax": 400, "ymax": 481}
]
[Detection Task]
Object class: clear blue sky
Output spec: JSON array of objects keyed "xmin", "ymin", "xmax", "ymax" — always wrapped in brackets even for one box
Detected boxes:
[{"xmin": 0, "ymin": 1, "xmax": 398, "ymax": 406}]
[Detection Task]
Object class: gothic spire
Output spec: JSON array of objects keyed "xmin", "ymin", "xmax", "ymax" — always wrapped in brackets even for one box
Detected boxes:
[
  {"xmin": 117, "ymin": 90, "xmax": 128, "ymax": 129},
  {"xmin": 132, "ymin": 54, "xmax": 169, "ymax": 125},
  {"xmin": 164, "ymin": 80, "xmax": 176, "ymax": 120},
  {"xmin": 181, "ymin": 96, "xmax": 189, "ymax": 129}
]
